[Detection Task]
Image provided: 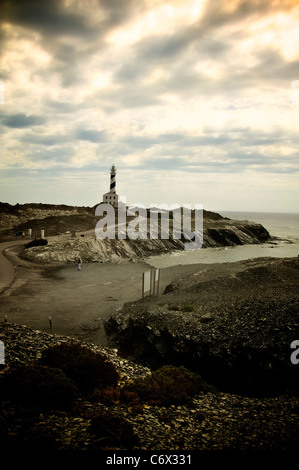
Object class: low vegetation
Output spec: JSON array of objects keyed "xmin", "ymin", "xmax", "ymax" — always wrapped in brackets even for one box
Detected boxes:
[
  {"xmin": 0, "ymin": 340, "xmax": 216, "ymax": 450},
  {"xmin": 0, "ymin": 364, "xmax": 78, "ymax": 411},
  {"xmin": 25, "ymin": 238, "xmax": 48, "ymax": 249},
  {"xmin": 124, "ymin": 365, "xmax": 215, "ymax": 406},
  {"xmin": 39, "ymin": 342, "xmax": 119, "ymax": 392}
]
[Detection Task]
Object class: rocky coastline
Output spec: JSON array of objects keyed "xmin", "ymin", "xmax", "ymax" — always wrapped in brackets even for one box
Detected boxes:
[
  {"xmin": 1, "ymin": 202, "xmax": 271, "ymax": 264},
  {"xmin": 0, "ymin": 203, "xmax": 298, "ymax": 452}
]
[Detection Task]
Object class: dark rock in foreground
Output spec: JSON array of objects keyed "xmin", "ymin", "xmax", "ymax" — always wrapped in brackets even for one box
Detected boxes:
[{"xmin": 105, "ymin": 257, "xmax": 299, "ymax": 397}]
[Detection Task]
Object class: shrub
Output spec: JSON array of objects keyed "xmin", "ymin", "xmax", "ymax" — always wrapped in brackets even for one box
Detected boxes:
[
  {"xmin": 0, "ymin": 364, "xmax": 78, "ymax": 410},
  {"xmin": 93, "ymin": 386, "xmax": 141, "ymax": 405},
  {"xmin": 91, "ymin": 387, "xmax": 143, "ymax": 416},
  {"xmin": 125, "ymin": 365, "xmax": 214, "ymax": 406},
  {"xmin": 181, "ymin": 305, "xmax": 194, "ymax": 312},
  {"xmin": 0, "ymin": 421, "xmax": 62, "ymax": 451},
  {"xmin": 25, "ymin": 238, "xmax": 48, "ymax": 249},
  {"xmin": 40, "ymin": 343, "xmax": 119, "ymax": 392},
  {"xmin": 89, "ymin": 410, "xmax": 139, "ymax": 449}
]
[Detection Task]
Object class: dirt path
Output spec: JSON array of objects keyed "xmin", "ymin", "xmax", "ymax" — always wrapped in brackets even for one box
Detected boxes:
[
  {"xmin": 0, "ymin": 239, "xmax": 270, "ymax": 348},
  {"xmin": 0, "ymin": 239, "xmax": 29, "ymax": 292},
  {"xmin": 0, "ymin": 240, "xmax": 209, "ymax": 346}
]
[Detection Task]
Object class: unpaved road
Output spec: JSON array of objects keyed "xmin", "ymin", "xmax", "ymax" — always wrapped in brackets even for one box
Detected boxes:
[
  {"xmin": 0, "ymin": 241, "xmax": 207, "ymax": 346},
  {"xmin": 2, "ymin": 239, "xmax": 282, "ymax": 349},
  {"xmin": 0, "ymin": 239, "xmax": 28, "ymax": 292}
]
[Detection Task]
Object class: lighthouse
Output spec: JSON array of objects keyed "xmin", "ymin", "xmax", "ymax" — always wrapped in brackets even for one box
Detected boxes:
[
  {"xmin": 103, "ymin": 164, "xmax": 119, "ymax": 207},
  {"xmin": 110, "ymin": 164, "xmax": 116, "ymax": 193}
]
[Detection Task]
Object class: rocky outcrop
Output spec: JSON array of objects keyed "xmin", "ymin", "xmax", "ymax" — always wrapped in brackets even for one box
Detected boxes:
[
  {"xmin": 105, "ymin": 257, "xmax": 299, "ymax": 396},
  {"xmin": 203, "ymin": 219, "xmax": 270, "ymax": 247},
  {"xmin": 1, "ymin": 202, "xmax": 271, "ymax": 263},
  {"xmin": 21, "ymin": 236, "xmax": 186, "ymax": 264},
  {"xmin": 21, "ymin": 221, "xmax": 270, "ymax": 264}
]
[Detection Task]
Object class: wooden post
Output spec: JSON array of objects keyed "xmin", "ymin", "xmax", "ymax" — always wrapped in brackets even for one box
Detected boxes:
[
  {"xmin": 151, "ymin": 269, "xmax": 155, "ymax": 295},
  {"xmin": 156, "ymin": 269, "xmax": 160, "ymax": 296},
  {"xmin": 142, "ymin": 273, "xmax": 145, "ymax": 298}
]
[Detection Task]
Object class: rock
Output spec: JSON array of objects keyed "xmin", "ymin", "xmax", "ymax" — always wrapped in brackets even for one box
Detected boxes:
[
  {"xmin": 105, "ymin": 257, "xmax": 299, "ymax": 397},
  {"xmin": 1, "ymin": 321, "xmax": 298, "ymax": 451},
  {"xmin": 1, "ymin": 203, "xmax": 271, "ymax": 263}
]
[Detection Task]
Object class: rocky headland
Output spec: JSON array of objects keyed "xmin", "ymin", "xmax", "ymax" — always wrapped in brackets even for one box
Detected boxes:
[{"xmin": 0, "ymin": 202, "xmax": 271, "ymax": 263}]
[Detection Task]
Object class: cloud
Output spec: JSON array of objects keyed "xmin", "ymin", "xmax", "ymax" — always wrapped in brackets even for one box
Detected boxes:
[
  {"xmin": 0, "ymin": 0, "xmax": 298, "ymax": 211},
  {"xmin": 0, "ymin": 0, "xmax": 93, "ymax": 37},
  {"xmin": 199, "ymin": 0, "xmax": 298, "ymax": 32},
  {"xmin": 2, "ymin": 113, "xmax": 45, "ymax": 128},
  {"xmin": 75, "ymin": 129, "xmax": 107, "ymax": 143},
  {"xmin": 20, "ymin": 133, "xmax": 70, "ymax": 146}
]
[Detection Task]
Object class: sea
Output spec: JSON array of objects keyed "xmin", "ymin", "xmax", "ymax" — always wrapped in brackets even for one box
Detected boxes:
[{"xmin": 146, "ymin": 211, "xmax": 299, "ymax": 269}]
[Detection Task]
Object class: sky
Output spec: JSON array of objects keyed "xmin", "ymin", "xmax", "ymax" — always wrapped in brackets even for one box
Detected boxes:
[{"xmin": 0, "ymin": 0, "xmax": 298, "ymax": 213}]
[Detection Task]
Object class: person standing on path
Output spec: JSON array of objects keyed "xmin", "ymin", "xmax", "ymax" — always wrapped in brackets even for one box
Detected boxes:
[{"xmin": 77, "ymin": 258, "xmax": 82, "ymax": 270}]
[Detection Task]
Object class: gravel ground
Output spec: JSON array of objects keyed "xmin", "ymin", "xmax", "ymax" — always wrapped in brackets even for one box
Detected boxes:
[{"xmin": 0, "ymin": 322, "xmax": 298, "ymax": 453}]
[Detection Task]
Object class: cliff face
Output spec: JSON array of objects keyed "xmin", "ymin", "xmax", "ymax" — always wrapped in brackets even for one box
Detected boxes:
[{"xmin": 203, "ymin": 219, "xmax": 270, "ymax": 247}]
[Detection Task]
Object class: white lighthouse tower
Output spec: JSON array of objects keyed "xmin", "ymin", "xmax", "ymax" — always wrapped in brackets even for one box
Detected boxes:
[{"xmin": 103, "ymin": 164, "xmax": 119, "ymax": 207}]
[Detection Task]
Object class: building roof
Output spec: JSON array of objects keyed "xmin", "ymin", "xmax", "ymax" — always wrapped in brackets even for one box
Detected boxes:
[{"xmin": 103, "ymin": 191, "xmax": 118, "ymax": 196}]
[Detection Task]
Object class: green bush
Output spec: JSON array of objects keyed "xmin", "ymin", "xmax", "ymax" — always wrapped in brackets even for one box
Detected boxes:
[
  {"xmin": 40, "ymin": 343, "xmax": 119, "ymax": 392},
  {"xmin": 0, "ymin": 364, "xmax": 78, "ymax": 410},
  {"xmin": 181, "ymin": 305, "xmax": 194, "ymax": 312},
  {"xmin": 125, "ymin": 365, "xmax": 214, "ymax": 406},
  {"xmin": 25, "ymin": 238, "xmax": 48, "ymax": 248},
  {"xmin": 89, "ymin": 410, "xmax": 139, "ymax": 449}
]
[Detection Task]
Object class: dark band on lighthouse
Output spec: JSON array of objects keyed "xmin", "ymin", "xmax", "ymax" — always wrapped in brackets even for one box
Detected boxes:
[
  {"xmin": 102, "ymin": 164, "xmax": 119, "ymax": 207},
  {"xmin": 110, "ymin": 164, "xmax": 116, "ymax": 193}
]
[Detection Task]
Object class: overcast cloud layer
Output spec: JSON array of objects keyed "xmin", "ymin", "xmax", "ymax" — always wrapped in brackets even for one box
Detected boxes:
[{"xmin": 0, "ymin": 0, "xmax": 298, "ymax": 212}]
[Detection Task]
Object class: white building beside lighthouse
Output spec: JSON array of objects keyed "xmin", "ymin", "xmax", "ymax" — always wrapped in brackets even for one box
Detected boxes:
[{"xmin": 103, "ymin": 164, "xmax": 119, "ymax": 207}]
